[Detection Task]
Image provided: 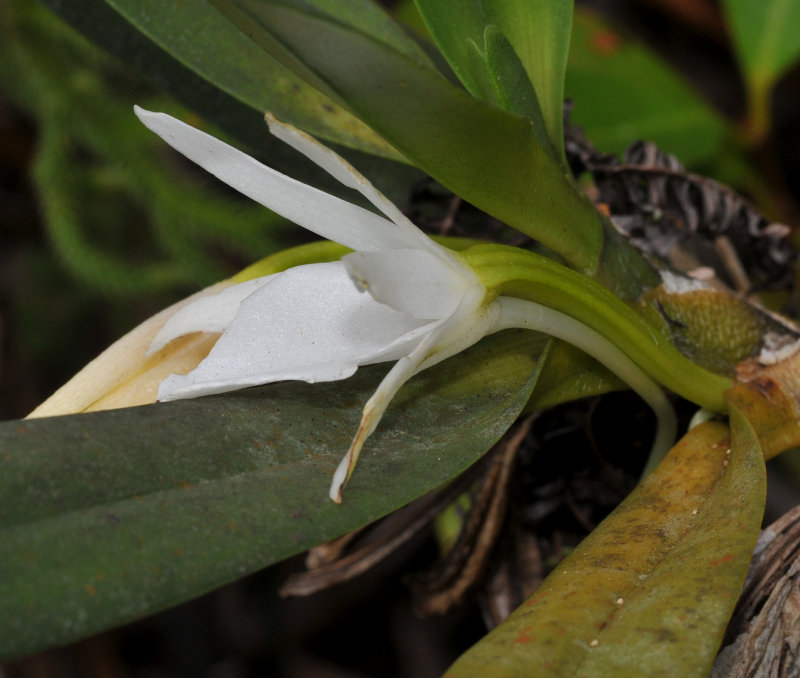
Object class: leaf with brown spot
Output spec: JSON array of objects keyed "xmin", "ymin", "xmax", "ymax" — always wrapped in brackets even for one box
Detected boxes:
[
  {"xmin": 444, "ymin": 409, "xmax": 766, "ymax": 677},
  {"xmin": 730, "ymin": 347, "xmax": 800, "ymax": 459}
]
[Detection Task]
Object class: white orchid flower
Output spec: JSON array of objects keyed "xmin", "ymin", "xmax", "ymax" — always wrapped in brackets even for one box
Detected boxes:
[
  {"xmin": 134, "ymin": 107, "xmax": 501, "ymax": 502},
  {"xmin": 132, "ymin": 107, "xmax": 677, "ymax": 502}
]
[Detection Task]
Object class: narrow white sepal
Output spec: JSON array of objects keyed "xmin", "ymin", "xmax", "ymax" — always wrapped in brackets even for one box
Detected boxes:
[
  {"xmin": 133, "ymin": 106, "xmax": 411, "ymax": 252},
  {"xmin": 265, "ymin": 114, "xmax": 445, "ymax": 259}
]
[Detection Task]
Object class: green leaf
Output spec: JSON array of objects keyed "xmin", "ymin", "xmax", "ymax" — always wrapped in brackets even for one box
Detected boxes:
[
  {"xmin": 720, "ymin": 0, "xmax": 800, "ymax": 138},
  {"xmin": 414, "ymin": 0, "xmax": 573, "ymax": 159},
  {"xmin": 466, "ymin": 26, "xmax": 549, "ymax": 132},
  {"xmin": 40, "ymin": 0, "xmax": 403, "ymax": 161},
  {"xmin": 208, "ymin": 0, "xmax": 603, "ymax": 273},
  {"xmin": 411, "ymin": 1, "xmax": 547, "ymax": 125},
  {"xmin": 271, "ymin": 0, "xmax": 434, "ymax": 66},
  {"xmin": 721, "ymin": 0, "xmax": 800, "ymax": 92},
  {"xmin": 525, "ymin": 339, "xmax": 625, "ymax": 411},
  {"xmin": 566, "ymin": 10, "xmax": 730, "ymax": 165},
  {"xmin": 445, "ymin": 415, "xmax": 766, "ymax": 677},
  {"xmin": 0, "ymin": 331, "xmax": 545, "ymax": 661},
  {"xmin": 483, "ymin": 0, "xmax": 573, "ymax": 163}
]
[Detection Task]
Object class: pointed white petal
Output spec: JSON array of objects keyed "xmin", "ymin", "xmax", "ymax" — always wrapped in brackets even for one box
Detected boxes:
[
  {"xmin": 158, "ymin": 262, "xmax": 434, "ymax": 401},
  {"xmin": 329, "ymin": 321, "xmax": 442, "ymax": 503},
  {"xmin": 134, "ymin": 107, "xmax": 410, "ymax": 251},
  {"xmin": 266, "ymin": 114, "xmax": 448, "ymax": 258},
  {"xmin": 343, "ymin": 249, "xmax": 469, "ymax": 319},
  {"xmin": 147, "ymin": 276, "xmax": 275, "ymax": 355},
  {"xmin": 329, "ymin": 283, "xmax": 499, "ymax": 502}
]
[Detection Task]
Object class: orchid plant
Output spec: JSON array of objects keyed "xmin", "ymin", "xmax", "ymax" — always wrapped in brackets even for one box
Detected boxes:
[
  {"xmin": 126, "ymin": 106, "xmax": 690, "ymax": 502},
  {"xmin": 4, "ymin": 0, "xmax": 800, "ymax": 675}
]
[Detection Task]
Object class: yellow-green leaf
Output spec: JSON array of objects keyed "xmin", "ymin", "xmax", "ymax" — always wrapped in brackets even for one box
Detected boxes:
[{"xmin": 445, "ymin": 413, "xmax": 766, "ymax": 677}]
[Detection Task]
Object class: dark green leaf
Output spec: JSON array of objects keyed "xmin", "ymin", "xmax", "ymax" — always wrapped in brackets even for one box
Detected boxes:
[
  {"xmin": 0, "ymin": 331, "xmax": 544, "ymax": 661},
  {"xmin": 38, "ymin": 0, "xmax": 435, "ymax": 206},
  {"xmin": 208, "ymin": 0, "xmax": 603, "ymax": 272},
  {"xmin": 105, "ymin": 0, "xmax": 406, "ymax": 159}
]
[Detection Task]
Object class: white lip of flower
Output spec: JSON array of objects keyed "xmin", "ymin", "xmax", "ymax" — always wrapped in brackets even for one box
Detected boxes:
[
  {"xmin": 134, "ymin": 107, "xmax": 676, "ymax": 503},
  {"xmin": 134, "ymin": 107, "xmax": 500, "ymax": 503}
]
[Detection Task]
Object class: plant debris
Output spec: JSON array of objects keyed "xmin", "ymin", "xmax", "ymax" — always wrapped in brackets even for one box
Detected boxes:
[
  {"xmin": 564, "ymin": 112, "xmax": 795, "ymax": 294},
  {"xmin": 711, "ymin": 504, "xmax": 800, "ymax": 678}
]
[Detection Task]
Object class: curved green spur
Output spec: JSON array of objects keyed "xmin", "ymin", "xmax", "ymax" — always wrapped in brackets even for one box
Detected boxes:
[{"xmin": 460, "ymin": 243, "xmax": 731, "ymax": 413}]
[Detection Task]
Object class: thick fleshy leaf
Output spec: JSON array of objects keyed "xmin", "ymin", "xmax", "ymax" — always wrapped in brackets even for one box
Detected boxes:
[
  {"xmin": 566, "ymin": 9, "xmax": 729, "ymax": 164},
  {"xmin": 445, "ymin": 414, "xmax": 766, "ymax": 677},
  {"xmin": 487, "ymin": 0, "xmax": 573, "ymax": 157},
  {"xmin": 0, "ymin": 331, "xmax": 546, "ymax": 661},
  {"xmin": 410, "ymin": 3, "xmax": 550, "ymax": 153},
  {"xmin": 413, "ymin": 0, "xmax": 572, "ymax": 156},
  {"xmin": 207, "ymin": 0, "xmax": 604, "ymax": 272},
  {"xmin": 55, "ymin": 0, "xmax": 405, "ymax": 159}
]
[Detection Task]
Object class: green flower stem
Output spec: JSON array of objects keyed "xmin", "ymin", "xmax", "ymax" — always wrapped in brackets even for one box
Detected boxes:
[
  {"xmin": 461, "ymin": 243, "xmax": 732, "ymax": 412},
  {"xmin": 495, "ymin": 296, "xmax": 676, "ymax": 474}
]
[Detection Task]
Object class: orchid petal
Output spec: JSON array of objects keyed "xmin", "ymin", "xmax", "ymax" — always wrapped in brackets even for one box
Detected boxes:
[
  {"xmin": 343, "ymin": 250, "xmax": 470, "ymax": 319},
  {"xmin": 329, "ymin": 283, "xmax": 499, "ymax": 501},
  {"xmin": 157, "ymin": 262, "xmax": 434, "ymax": 401},
  {"xmin": 147, "ymin": 276, "xmax": 275, "ymax": 355},
  {"xmin": 133, "ymin": 107, "xmax": 411, "ymax": 252},
  {"xmin": 265, "ymin": 114, "xmax": 446, "ymax": 258}
]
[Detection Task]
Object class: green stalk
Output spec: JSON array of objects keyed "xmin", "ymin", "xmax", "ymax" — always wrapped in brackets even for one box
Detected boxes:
[
  {"xmin": 495, "ymin": 296, "xmax": 677, "ymax": 474},
  {"xmin": 461, "ymin": 243, "xmax": 732, "ymax": 412}
]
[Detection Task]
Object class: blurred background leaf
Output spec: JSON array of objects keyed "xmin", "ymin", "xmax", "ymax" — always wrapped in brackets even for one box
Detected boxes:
[
  {"xmin": 720, "ymin": 0, "xmax": 800, "ymax": 141},
  {"xmin": 0, "ymin": 1, "xmax": 288, "ymax": 293},
  {"xmin": 566, "ymin": 9, "xmax": 730, "ymax": 165}
]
